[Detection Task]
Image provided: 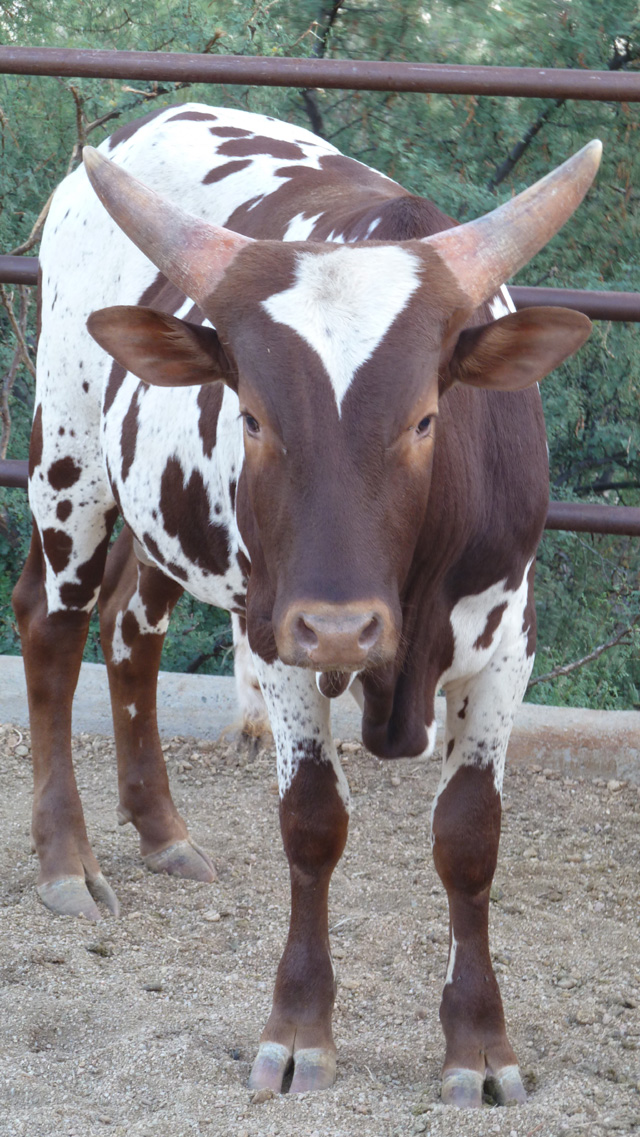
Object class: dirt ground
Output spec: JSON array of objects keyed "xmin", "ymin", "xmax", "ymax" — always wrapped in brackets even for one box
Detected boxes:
[{"xmin": 1, "ymin": 718, "xmax": 639, "ymax": 1137}]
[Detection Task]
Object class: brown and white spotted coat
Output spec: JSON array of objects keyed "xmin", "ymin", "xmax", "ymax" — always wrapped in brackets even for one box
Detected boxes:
[{"xmin": 12, "ymin": 103, "xmax": 598, "ymax": 1105}]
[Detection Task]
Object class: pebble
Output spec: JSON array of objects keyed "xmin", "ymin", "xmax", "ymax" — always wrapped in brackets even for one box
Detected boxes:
[
  {"xmin": 203, "ymin": 910, "xmax": 221, "ymax": 922},
  {"xmin": 85, "ymin": 941, "xmax": 113, "ymax": 958},
  {"xmin": 250, "ymin": 1088, "xmax": 274, "ymax": 1105},
  {"xmin": 14, "ymin": 745, "xmax": 29, "ymax": 757}
]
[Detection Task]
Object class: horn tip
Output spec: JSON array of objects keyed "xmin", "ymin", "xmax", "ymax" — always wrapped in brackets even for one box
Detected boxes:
[
  {"xmin": 582, "ymin": 138, "xmax": 603, "ymax": 168},
  {"xmin": 82, "ymin": 146, "xmax": 104, "ymax": 176}
]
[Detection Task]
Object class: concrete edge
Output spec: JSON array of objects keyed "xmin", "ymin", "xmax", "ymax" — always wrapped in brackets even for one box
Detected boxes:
[{"xmin": 1, "ymin": 655, "xmax": 638, "ymax": 784}]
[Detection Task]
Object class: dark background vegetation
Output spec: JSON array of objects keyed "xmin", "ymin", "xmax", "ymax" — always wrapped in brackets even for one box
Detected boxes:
[{"xmin": 1, "ymin": 0, "xmax": 639, "ymax": 706}]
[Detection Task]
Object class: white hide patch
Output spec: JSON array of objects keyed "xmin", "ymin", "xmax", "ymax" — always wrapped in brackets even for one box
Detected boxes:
[
  {"xmin": 250, "ymin": 654, "xmax": 351, "ymax": 811},
  {"xmin": 231, "ymin": 613, "xmax": 271, "ymax": 733},
  {"xmin": 262, "ymin": 245, "xmax": 422, "ymax": 414},
  {"xmin": 488, "ymin": 284, "xmax": 516, "ymax": 321},
  {"xmin": 445, "ymin": 931, "xmax": 458, "ymax": 985},
  {"xmin": 110, "ymin": 566, "xmax": 173, "ymax": 665},
  {"xmin": 283, "ymin": 211, "xmax": 325, "ymax": 240},
  {"xmin": 431, "ymin": 559, "xmax": 535, "ymax": 823}
]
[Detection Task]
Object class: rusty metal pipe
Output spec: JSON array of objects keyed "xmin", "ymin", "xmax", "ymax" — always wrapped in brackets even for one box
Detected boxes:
[
  {"xmin": 1, "ymin": 457, "xmax": 639, "ymax": 538},
  {"xmin": 2, "ymin": 259, "xmax": 640, "ymax": 323},
  {"xmin": 545, "ymin": 501, "xmax": 640, "ymax": 537},
  {"xmin": 510, "ymin": 286, "xmax": 640, "ymax": 322},
  {"xmin": 0, "ymin": 460, "xmax": 28, "ymax": 489},
  {"xmin": 0, "ymin": 256, "xmax": 39, "ymax": 285},
  {"xmin": 2, "ymin": 47, "xmax": 640, "ymax": 101}
]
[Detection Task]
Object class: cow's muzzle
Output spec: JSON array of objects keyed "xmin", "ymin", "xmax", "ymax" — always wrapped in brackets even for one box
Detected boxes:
[{"xmin": 276, "ymin": 600, "xmax": 399, "ymax": 671}]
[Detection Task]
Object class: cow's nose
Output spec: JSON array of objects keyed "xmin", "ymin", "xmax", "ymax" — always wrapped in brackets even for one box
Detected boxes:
[{"xmin": 277, "ymin": 601, "xmax": 397, "ymax": 670}]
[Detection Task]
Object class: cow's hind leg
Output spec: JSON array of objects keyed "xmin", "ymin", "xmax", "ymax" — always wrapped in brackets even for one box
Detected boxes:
[
  {"xmin": 248, "ymin": 659, "xmax": 349, "ymax": 1094},
  {"xmin": 99, "ymin": 527, "xmax": 215, "ymax": 882},
  {"xmin": 230, "ymin": 612, "xmax": 271, "ymax": 742},
  {"xmin": 431, "ymin": 613, "xmax": 534, "ymax": 1107},
  {"xmin": 12, "ymin": 522, "xmax": 119, "ymax": 920}
]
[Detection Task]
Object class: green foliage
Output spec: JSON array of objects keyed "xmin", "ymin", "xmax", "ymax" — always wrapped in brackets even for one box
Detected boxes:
[{"xmin": 1, "ymin": 0, "xmax": 640, "ymax": 699}]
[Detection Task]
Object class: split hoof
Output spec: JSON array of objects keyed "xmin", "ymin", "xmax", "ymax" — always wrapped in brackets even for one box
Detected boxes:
[
  {"xmin": 142, "ymin": 839, "xmax": 216, "ymax": 882},
  {"xmin": 249, "ymin": 1041, "xmax": 291, "ymax": 1093},
  {"xmin": 249, "ymin": 1041, "xmax": 336, "ymax": 1094},
  {"xmin": 37, "ymin": 872, "xmax": 120, "ymax": 920},
  {"xmin": 441, "ymin": 1067, "xmax": 484, "ymax": 1108},
  {"xmin": 289, "ymin": 1047, "xmax": 337, "ymax": 1094},
  {"xmin": 487, "ymin": 1063, "xmax": 527, "ymax": 1106}
]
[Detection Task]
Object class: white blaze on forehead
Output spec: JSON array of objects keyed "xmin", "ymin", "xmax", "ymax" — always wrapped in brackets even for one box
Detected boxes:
[{"xmin": 262, "ymin": 245, "xmax": 422, "ymax": 414}]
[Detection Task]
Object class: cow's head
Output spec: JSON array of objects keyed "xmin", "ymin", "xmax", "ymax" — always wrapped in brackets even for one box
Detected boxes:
[{"xmin": 84, "ymin": 139, "xmax": 599, "ymax": 675}]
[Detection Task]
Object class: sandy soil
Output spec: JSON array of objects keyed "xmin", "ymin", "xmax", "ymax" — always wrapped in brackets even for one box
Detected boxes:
[{"xmin": 1, "ymin": 720, "xmax": 639, "ymax": 1137}]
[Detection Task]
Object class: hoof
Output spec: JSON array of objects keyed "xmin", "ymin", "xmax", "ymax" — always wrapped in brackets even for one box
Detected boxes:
[
  {"xmin": 249, "ymin": 1042, "xmax": 336, "ymax": 1095},
  {"xmin": 143, "ymin": 839, "xmax": 216, "ymax": 882},
  {"xmin": 487, "ymin": 1064, "xmax": 527, "ymax": 1106},
  {"xmin": 249, "ymin": 1042, "xmax": 291, "ymax": 1093},
  {"xmin": 441, "ymin": 1067, "xmax": 484, "ymax": 1108},
  {"xmin": 37, "ymin": 872, "xmax": 120, "ymax": 920},
  {"xmin": 289, "ymin": 1047, "xmax": 337, "ymax": 1094}
]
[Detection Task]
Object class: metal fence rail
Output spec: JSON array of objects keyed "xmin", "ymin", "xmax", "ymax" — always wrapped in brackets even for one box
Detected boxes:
[
  {"xmin": 1, "ymin": 48, "xmax": 639, "ymax": 538},
  {"xmin": 2, "ymin": 456, "xmax": 638, "ymax": 536},
  {"xmin": 2, "ymin": 46, "xmax": 640, "ymax": 101},
  {"xmin": 3, "ymin": 256, "xmax": 640, "ymax": 322}
]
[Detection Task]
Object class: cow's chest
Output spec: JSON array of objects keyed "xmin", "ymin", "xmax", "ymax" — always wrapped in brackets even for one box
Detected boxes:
[{"xmin": 102, "ymin": 373, "xmax": 248, "ymax": 610}]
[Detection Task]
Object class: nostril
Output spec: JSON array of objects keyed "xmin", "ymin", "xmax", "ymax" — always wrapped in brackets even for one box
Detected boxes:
[
  {"xmin": 358, "ymin": 616, "xmax": 380, "ymax": 651},
  {"xmin": 295, "ymin": 616, "xmax": 319, "ymax": 652}
]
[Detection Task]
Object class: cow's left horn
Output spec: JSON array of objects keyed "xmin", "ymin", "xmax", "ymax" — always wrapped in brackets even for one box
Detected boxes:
[
  {"xmin": 82, "ymin": 146, "xmax": 252, "ymax": 306},
  {"xmin": 423, "ymin": 140, "xmax": 602, "ymax": 309}
]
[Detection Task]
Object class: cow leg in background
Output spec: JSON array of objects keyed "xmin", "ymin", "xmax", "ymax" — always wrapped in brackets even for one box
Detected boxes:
[
  {"xmin": 431, "ymin": 621, "xmax": 533, "ymax": 1108},
  {"xmin": 12, "ymin": 522, "xmax": 120, "ymax": 920},
  {"xmin": 230, "ymin": 612, "xmax": 271, "ymax": 741},
  {"xmin": 247, "ymin": 659, "xmax": 350, "ymax": 1094},
  {"xmin": 99, "ymin": 527, "xmax": 215, "ymax": 882}
]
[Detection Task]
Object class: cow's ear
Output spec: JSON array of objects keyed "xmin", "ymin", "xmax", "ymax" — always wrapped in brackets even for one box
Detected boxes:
[
  {"xmin": 87, "ymin": 306, "xmax": 236, "ymax": 389},
  {"xmin": 445, "ymin": 307, "xmax": 592, "ymax": 392}
]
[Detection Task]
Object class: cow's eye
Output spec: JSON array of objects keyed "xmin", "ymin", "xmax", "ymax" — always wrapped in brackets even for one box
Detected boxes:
[
  {"xmin": 243, "ymin": 412, "xmax": 260, "ymax": 436},
  {"xmin": 416, "ymin": 415, "xmax": 432, "ymax": 437}
]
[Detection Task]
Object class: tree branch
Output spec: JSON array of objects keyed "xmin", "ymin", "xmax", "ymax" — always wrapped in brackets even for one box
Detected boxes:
[
  {"xmin": 9, "ymin": 191, "xmax": 54, "ymax": 256},
  {"xmin": 300, "ymin": 0, "xmax": 347, "ymax": 137},
  {"xmin": 488, "ymin": 35, "xmax": 640, "ymax": 191},
  {"xmin": 488, "ymin": 98, "xmax": 564, "ymax": 191},
  {"xmin": 1, "ymin": 287, "xmax": 31, "ymax": 459},
  {"xmin": 527, "ymin": 614, "xmax": 640, "ymax": 689},
  {"xmin": 0, "ymin": 285, "xmax": 35, "ymax": 379}
]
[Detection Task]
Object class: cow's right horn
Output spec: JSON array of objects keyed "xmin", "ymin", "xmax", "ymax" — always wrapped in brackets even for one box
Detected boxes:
[
  {"xmin": 83, "ymin": 146, "xmax": 252, "ymax": 307},
  {"xmin": 423, "ymin": 139, "xmax": 602, "ymax": 310}
]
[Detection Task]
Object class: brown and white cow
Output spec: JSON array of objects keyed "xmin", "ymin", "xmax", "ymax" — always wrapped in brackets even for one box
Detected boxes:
[{"xmin": 12, "ymin": 104, "xmax": 600, "ymax": 1105}]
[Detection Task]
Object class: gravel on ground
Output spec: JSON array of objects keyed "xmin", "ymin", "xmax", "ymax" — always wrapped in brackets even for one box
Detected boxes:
[{"xmin": 1, "ymin": 720, "xmax": 639, "ymax": 1136}]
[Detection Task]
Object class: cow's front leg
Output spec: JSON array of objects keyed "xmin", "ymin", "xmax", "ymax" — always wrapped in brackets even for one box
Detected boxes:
[
  {"xmin": 248, "ymin": 659, "xmax": 350, "ymax": 1094},
  {"xmin": 99, "ymin": 528, "xmax": 215, "ymax": 882},
  {"xmin": 432, "ymin": 639, "xmax": 533, "ymax": 1108}
]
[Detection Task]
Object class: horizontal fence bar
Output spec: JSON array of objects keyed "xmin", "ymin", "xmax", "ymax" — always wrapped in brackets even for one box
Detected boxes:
[
  {"xmin": 0, "ymin": 460, "xmax": 28, "ymax": 489},
  {"xmin": 2, "ymin": 258, "xmax": 639, "ymax": 322},
  {"xmin": 545, "ymin": 501, "xmax": 640, "ymax": 537},
  {"xmin": 0, "ymin": 256, "xmax": 39, "ymax": 285},
  {"xmin": 2, "ymin": 46, "xmax": 640, "ymax": 101},
  {"xmin": 510, "ymin": 286, "xmax": 640, "ymax": 323},
  {"xmin": 2, "ymin": 458, "xmax": 639, "ymax": 536}
]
